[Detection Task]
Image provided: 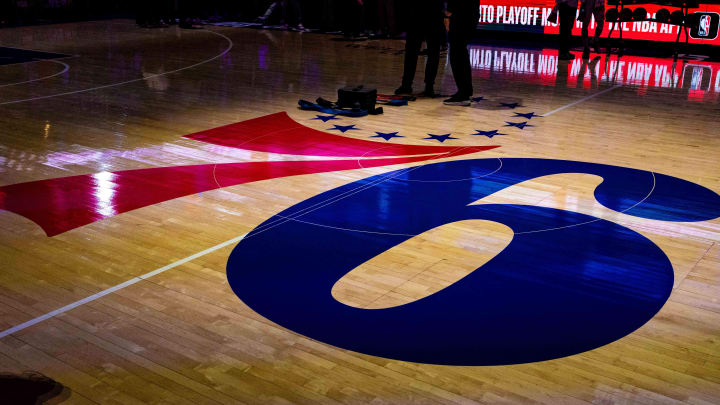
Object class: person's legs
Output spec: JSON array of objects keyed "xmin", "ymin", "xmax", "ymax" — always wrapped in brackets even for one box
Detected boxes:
[
  {"xmin": 320, "ymin": 0, "xmax": 336, "ymax": 31},
  {"xmin": 558, "ymin": 2, "xmax": 575, "ymax": 57},
  {"xmin": 363, "ymin": 0, "xmax": 378, "ymax": 34},
  {"xmin": 379, "ymin": 0, "xmax": 396, "ymax": 36},
  {"xmin": 343, "ymin": 0, "xmax": 363, "ymax": 37},
  {"xmin": 423, "ymin": 19, "xmax": 444, "ymax": 93},
  {"xmin": 136, "ymin": 0, "xmax": 149, "ymax": 26},
  {"xmin": 398, "ymin": 25, "xmax": 423, "ymax": 92},
  {"xmin": 376, "ymin": 0, "xmax": 388, "ymax": 35},
  {"xmin": 283, "ymin": 0, "xmax": 303, "ymax": 27},
  {"xmin": 178, "ymin": 0, "xmax": 191, "ymax": 27},
  {"xmin": 260, "ymin": 1, "xmax": 281, "ymax": 23},
  {"xmin": 447, "ymin": 13, "xmax": 477, "ymax": 102},
  {"xmin": 356, "ymin": 1, "xmax": 366, "ymax": 35},
  {"xmin": 592, "ymin": 7, "xmax": 604, "ymax": 50},
  {"xmin": 580, "ymin": 1, "xmax": 591, "ymax": 55}
]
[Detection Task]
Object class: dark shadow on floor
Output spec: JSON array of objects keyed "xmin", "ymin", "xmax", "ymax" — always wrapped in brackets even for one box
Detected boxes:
[
  {"xmin": 0, "ymin": 47, "xmax": 69, "ymax": 66},
  {"xmin": 0, "ymin": 372, "xmax": 71, "ymax": 404}
]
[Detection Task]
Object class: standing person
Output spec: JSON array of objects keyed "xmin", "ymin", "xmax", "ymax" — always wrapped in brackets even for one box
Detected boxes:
[
  {"xmin": 341, "ymin": 0, "xmax": 365, "ymax": 38},
  {"xmin": 136, "ymin": 0, "xmax": 165, "ymax": 27},
  {"xmin": 443, "ymin": 0, "xmax": 480, "ymax": 106},
  {"xmin": 257, "ymin": 0, "xmax": 305, "ymax": 30},
  {"xmin": 282, "ymin": 0, "xmax": 304, "ymax": 30},
  {"xmin": 395, "ymin": 0, "xmax": 445, "ymax": 97},
  {"xmin": 579, "ymin": 0, "xmax": 605, "ymax": 58},
  {"xmin": 178, "ymin": 0, "xmax": 199, "ymax": 29},
  {"xmin": 376, "ymin": 0, "xmax": 396, "ymax": 37},
  {"xmin": 320, "ymin": 0, "xmax": 338, "ymax": 32},
  {"xmin": 364, "ymin": 0, "xmax": 379, "ymax": 36},
  {"xmin": 556, "ymin": 0, "xmax": 578, "ymax": 60}
]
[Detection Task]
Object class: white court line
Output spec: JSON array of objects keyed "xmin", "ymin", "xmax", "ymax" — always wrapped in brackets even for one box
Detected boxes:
[
  {"xmin": 0, "ymin": 148, "xmax": 472, "ymax": 338},
  {"xmin": 0, "ymin": 82, "xmax": 636, "ymax": 337},
  {"xmin": 0, "ymin": 234, "xmax": 247, "ymax": 339},
  {"xmin": 270, "ymin": 169, "xmax": 657, "ymax": 237},
  {"xmin": 0, "ymin": 148, "xmax": 656, "ymax": 338},
  {"xmin": 395, "ymin": 158, "xmax": 503, "ymax": 183},
  {"xmin": 249, "ymin": 153, "xmax": 464, "ymax": 235},
  {"xmin": 541, "ymin": 85, "xmax": 623, "ymax": 117},
  {"xmin": 0, "ymin": 59, "xmax": 70, "ymax": 88},
  {"xmin": 515, "ymin": 172, "xmax": 656, "ymax": 234},
  {"xmin": 0, "ymin": 29, "xmax": 232, "ymax": 106}
]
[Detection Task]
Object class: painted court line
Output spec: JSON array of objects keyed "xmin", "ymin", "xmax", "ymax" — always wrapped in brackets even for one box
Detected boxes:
[
  {"xmin": 0, "ymin": 148, "xmax": 472, "ymax": 338},
  {"xmin": 272, "ymin": 169, "xmax": 657, "ymax": 237},
  {"xmin": 0, "ymin": 59, "xmax": 70, "ymax": 88},
  {"xmin": 0, "ymin": 29, "xmax": 232, "ymax": 106},
  {"xmin": 542, "ymin": 85, "xmax": 622, "ymax": 117},
  {"xmin": 0, "ymin": 160, "xmax": 420, "ymax": 337},
  {"xmin": 0, "ymin": 233, "xmax": 247, "ymax": 338}
]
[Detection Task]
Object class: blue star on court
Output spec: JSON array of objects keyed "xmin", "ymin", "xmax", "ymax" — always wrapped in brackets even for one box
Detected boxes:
[
  {"xmin": 424, "ymin": 133, "xmax": 457, "ymax": 142},
  {"xmin": 513, "ymin": 112, "xmax": 540, "ymax": 119},
  {"xmin": 504, "ymin": 121, "xmax": 534, "ymax": 130},
  {"xmin": 371, "ymin": 132, "xmax": 404, "ymax": 141},
  {"xmin": 472, "ymin": 129, "xmax": 506, "ymax": 138},
  {"xmin": 312, "ymin": 115, "xmax": 340, "ymax": 122},
  {"xmin": 471, "ymin": 96, "xmax": 485, "ymax": 102},
  {"xmin": 500, "ymin": 102, "xmax": 522, "ymax": 109},
  {"xmin": 328, "ymin": 124, "xmax": 359, "ymax": 133}
]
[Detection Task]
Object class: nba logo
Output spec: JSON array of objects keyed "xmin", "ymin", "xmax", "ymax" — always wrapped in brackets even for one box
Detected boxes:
[
  {"xmin": 682, "ymin": 65, "xmax": 712, "ymax": 91},
  {"xmin": 699, "ymin": 15, "xmax": 710, "ymax": 37},
  {"xmin": 690, "ymin": 12, "xmax": 719, "ymax": 40},
  {"xmin": 690, "ymin": 67, "xmax": 705, "ymax": 89}
]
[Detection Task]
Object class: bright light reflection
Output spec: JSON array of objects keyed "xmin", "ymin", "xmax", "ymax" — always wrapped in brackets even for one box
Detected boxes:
[{"xmin": 93, "ymin": 171, "xmax": 117, "ymax": 217}]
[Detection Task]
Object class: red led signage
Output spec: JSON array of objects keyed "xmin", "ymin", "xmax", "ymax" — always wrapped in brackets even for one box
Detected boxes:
[{"xmin": 477, "ymin": 2, "xmax": 720, "ymax": 45}]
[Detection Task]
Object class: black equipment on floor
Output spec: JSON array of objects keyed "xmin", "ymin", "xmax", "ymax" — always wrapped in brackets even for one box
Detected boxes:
[{"xmin": 338, "ymin": 85, "xmax": 377, "ymax": 112}]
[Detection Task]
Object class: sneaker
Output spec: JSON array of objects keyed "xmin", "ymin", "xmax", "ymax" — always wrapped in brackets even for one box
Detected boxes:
[
  {"xmin": 394, "ymin": 85, "xmax": 413, "ymax": 95},
  {"xmin": 443, "ymin": 95, "xmax": 471, "ymax": 106},
  {"xmin": 558, "ymin": 52, "xmax": 575, "ymax": 60}
]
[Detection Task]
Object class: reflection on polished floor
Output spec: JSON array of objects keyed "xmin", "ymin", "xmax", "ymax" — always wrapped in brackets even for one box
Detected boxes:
[{"xmin": 0, "ymin": 20, "xmax": 719, "ymax": 404}]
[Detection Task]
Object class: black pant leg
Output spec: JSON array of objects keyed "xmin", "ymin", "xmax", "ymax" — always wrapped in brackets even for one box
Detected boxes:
[
  {"xmin": 283, "ymin": 0, "xmax": 302, "ymax": 25},
  {"xmin": 558, "ymin": 3, "xmax": 575, "ymax": 54},
  {"xmin": 136, "ymin": 0, "xmax": 148, "ymax": 25},
  {"xmin": 402, "ymin": 26, "xmax": 423, "ymax": 88},
  {"xmin": 344, "ymin": 0, "xmax": 363, "ymax": 36},
  {"xmin": 178, "ymin": 0, "xmax": 189, "ymax": 21},
  {"xmin": 320, "ymin": 0, "xmax": 335, "ymax": 30},
  {"xmin": 448, "ymin": 14, "xmax": 477, "ymax": 97},
  {"xmin": 423, "ymin": 19, "xmax": 444, "ymax": 89}
]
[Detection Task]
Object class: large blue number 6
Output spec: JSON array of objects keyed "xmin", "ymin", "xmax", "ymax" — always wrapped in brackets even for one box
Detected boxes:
[{"xmin": 227, "ymin": 158, "xmax": 720, "ymax": 365}]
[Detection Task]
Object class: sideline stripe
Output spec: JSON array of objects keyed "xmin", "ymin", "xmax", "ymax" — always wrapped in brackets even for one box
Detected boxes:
[
  {"xmin": 0, "ymin": 233, "xmax": 247, "ymax": 338},
  {"xmin": 0, "ymin": 29, "xmax": 232, "ymax": 106},
  {"xmin": 542, "ymin": 85, "xmax": 622, "ymax": 117},
  {"xmin": 0, "ymin": 59, "xmax": 70, "ymax": 88}
]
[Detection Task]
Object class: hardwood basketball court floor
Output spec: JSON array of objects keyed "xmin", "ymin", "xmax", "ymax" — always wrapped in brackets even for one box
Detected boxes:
[{"xmin": 0, "ymin": 20, "xmax": 719, "ymax": 404}]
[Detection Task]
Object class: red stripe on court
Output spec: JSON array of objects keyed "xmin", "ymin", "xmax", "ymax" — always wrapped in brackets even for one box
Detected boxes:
[
  {"xmin": 0, "ymin": 149, "xmax": 497, "ymax": 237},
  {"xmin": 184, "ymin": 112, "xmax": 475, "ymax": 157},
  {"xmin": 0, "ymin": 112, "xmax": 499, "ymax": 236}
]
